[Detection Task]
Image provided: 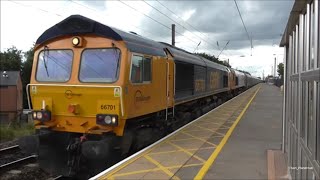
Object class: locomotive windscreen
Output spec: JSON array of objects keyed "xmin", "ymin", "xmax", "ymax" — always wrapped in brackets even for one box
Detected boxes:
[
  {"xmin": 79, "ymin": 48, "xmax": 121, "ymax": 83},
  {"xmin": 36, "ymin": 49, "xmax": 73, "ymax": 82}
]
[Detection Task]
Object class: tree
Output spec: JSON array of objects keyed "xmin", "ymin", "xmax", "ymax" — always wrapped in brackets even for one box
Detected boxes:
[
  {"xmin": 0, "ymin": 46, "xmax": 22, "ymax": 71},
  {"xmin": 277, "ymin": 63, "xmax": 284, "ymax": 77},
  {"xmin": 21, "ymin": 47, "xmax": 34, "ymax": 108}
]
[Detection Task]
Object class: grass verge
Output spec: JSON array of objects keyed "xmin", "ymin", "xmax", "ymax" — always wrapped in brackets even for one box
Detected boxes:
[{"xmin": 0, "ymin": 123, "xmax": 35, "ymax": 142}]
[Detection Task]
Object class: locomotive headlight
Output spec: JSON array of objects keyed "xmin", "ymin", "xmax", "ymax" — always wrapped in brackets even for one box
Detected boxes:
[
  {"xmin": 104, "ymin": 116, "xmax": 112, "ymax": 124},
  {"xmin": 32, "ymin": 110, "xmax": 51, "ymax": 121},
  {"xmin": 36, "ymin": 112, "xmax": 43, "ymax": 119},
  {"xmin": 111, "ymin": 116, "xmax": 116, "ymax": 124},
  {"xmin": 96, "ymin": 114, "xmax": 118, "ymax": 126},
  {"xmin": 32, "ymin": 112, "xmax": 37, "ymax": 119},
  {"xmin": 72, "ymin": 37, "xmax": 80, "ymax": 46}
]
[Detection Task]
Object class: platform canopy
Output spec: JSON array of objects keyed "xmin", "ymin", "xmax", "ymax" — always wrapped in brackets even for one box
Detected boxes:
[{"xmin": 280, "ymin": 0, "xmax": 309, "ymax": 47}]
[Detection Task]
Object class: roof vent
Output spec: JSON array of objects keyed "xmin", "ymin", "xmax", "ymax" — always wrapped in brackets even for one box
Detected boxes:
[{"xmin": 2, "ymin": 71, "xmax": 8, "ymax": 78}]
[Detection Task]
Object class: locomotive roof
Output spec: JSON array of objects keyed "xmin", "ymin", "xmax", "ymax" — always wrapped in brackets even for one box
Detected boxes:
[
  {"xmin": 36, "ymin": 15, "xmax": 166, "ymax": 57},
  {"xmin": 36, "ymin": 15, "xmax": 228, "ymax": 72},
  {"xmin": 234, "ymin": 69, "xmax": 245, "ymax": 76},
  {"xmin": 160, "ymin": 42, "xmax": 228, "ymax": 71}
]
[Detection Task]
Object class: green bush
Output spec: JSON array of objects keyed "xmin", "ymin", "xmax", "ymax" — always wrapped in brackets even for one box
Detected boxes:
[{"xmin": 0, "ymin": 123, "xmax": 35, "ymax": 142}]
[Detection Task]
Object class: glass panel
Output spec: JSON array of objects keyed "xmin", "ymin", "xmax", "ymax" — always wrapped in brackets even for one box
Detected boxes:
[
  {"xmin": 303, "ymin": 13, "xmax": 307, "ymax": 71},
  {"xmin": 317, "ymin": 0, "xmax": 319, "ymax": 68},
  {"xmin": 143, "ymin": 57, "xmax": 151, "ymax": 82},
  {"xmin": 131, "ymin": 56, "xmax": 143, "ymax": 83},
  {"xmin": 293, "ymin": 134, "xmax": 297, "ymax": 179},
  {"xmin": 307, "ymin": 167, "xmax": 314, "ymax": 180},
  {"xmin": 293, "ymin": 31, "xmax": 296, "ymax": 74},
  {"xmin": 296, "ymin": 25, "xmax": 299, "ymax": 74},
  {"xmin": 301, "ymin": 82, "xmax": 305, "ymax": 139},
  {"xmin": 301, "ymin": 154, "xmax": 307, "ymax": 179},
  {"xmin": 295, "ymin": 81, "xmax": 298, "ymax": 126},
  {"xmin": 296, "ymin": 81, "xmax": 299, "ymax": 126},
  {"xmin": 310, "ymin": 3, "xmax": 315, "ymax": 70},
  {"xmin": 130, "ymin": 55, "xmax": 152, "ymax": 83},
  {"xmin": 291, "ymin": 82, "xmax": 294, "ymax": 123},
  {"xmin": 36, "ymin": 50, "xmax": 73, "ymax": 82},
  {"xmin": 317, "ymin": 82, "xmax": 320, "ymax": 163},
  {"xmin": 307, "ymin": 81, "xmax": 314, "ymax": 151},
  {"xmin": 79, "ymin": 48, "xmax": 120, "ymax": 83},
  {"xmin": 290, "ymin": 129, "xmax": 294, "ymax": 173}
]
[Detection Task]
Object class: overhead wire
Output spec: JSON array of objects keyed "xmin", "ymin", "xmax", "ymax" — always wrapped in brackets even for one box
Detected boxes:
[
  {"xmin": 8, "ymin": 0, "xmax": 62, "ymax": 17},
  {"xmin": 117, "ymin": 0, "xmax": 198, "ymax": 45},
  {"xmin": 8, "ymin": 0, "xmax": 171, "ymax": 46},
  {"xmin": 9, "ymin": 0, "xmax": 214, "ymax": 54},
  {"xmin": 143, "ymin": 0, "xmax": 218, "ymax": 52},
  {"xmin": 234, "ymin": 0, "xmax": 252, "ymax": 49},
  {"xmin": 155, "ymin": 0, "xmax": 220, "ymax": 50},
  {"xmin": 68, "ymin": 0, "xmax": 161, "ymax": 39},
  {"xmin": 10, "ymin": 0, "xmax": 251, "ymax": 59}
]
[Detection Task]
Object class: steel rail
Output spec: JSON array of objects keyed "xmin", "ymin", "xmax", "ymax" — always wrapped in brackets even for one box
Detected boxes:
[
  {"xmin": 0, "ymin": 145, "xmax": 20, "ymax": 155},
  {"xmin": 0, "ymin": 155, "xmax": 37, "ymax": 172}
]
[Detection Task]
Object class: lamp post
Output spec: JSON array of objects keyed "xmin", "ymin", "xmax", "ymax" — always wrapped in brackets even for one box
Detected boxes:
[{"xmin": 273, "ymin": 54, "xmax": 277, "ymax": 77}]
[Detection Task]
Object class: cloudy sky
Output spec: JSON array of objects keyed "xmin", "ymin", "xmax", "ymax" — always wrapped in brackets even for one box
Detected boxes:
[{"xmin": 1, "ymin": 0, "xmax": 294, "ymax": 77}]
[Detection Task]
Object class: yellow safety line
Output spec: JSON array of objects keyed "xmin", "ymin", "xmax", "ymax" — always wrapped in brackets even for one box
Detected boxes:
[
  {"xmin": 149, "ymin": 149, "xmax": 184, "ymax": 155},
  {"xmin": 195, "ymin": 124, "xmax": 232, "ymax": 137},
  {"xmin": 219, "ymin": 124, "xmax": 232, "ymax": 129},
  {"xmin": 196, "ymin": 122, "xmax": 224, "ymax": 127},
  {"xmin": 206, "ymin": 134, "xmax": 224, "ymax": 138},
  {"xmin": 167, "ymin": 141, "xmax": 206, "ymax": 163},
  {"xmin": 183, "ymin": 128, "xmax": 216, "ymax": 133},
  {"xmin": 211, "ymin": 131, "xmax": 226, "ymax": 137},
  {"xmin": 112, "ymin": 166, "xmax": 160, "ymax": 178},
  {"xmin": 149, "ymin": 145, "xmax": 215, "ymax": 155},
  {"xmin": 144, "ymin": 155, "xmax": 181, "ymax": 180},
  {"xmin": 194, "ymin": 86, "xmax": 260, "ymax": 180},
  {"xmin": 181, "ymin": 131, "xmax": 216, "ymax": 147},
  {"xmin": 194, "ymin": 125, "xmax": 225, "ymax": 134},
  {"xmin": 221, "ymin": 124, "xmax": 232, "ymax": 129},
  {"xmin": 170, "ymin": 137, "xmax": 201, "ymax": 142},
  {"xmin": 112, "ymin": 163, "xmax": 204, "ymax": 178},
  {"xmin": 225, "ymin": 120, "xmax": 236, "ymax": 123},
  {"xmin": 102, "ymin": 141, "xmax": 168, "ymax": 179}
]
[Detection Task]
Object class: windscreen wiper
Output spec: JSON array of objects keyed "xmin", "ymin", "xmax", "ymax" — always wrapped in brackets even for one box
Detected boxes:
[
  {"xmin": 114, "ymin": 49, "xmax": 120, "ymax": 78},
  {"xmin": 43, "ymin": 46, "xmax": 49, "ymax": 77}
]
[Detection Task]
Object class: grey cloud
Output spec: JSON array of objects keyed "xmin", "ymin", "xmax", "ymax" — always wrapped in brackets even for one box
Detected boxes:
[{"xmin": 137, "ymin": 0, "xmax": 293, "ymax": 51}]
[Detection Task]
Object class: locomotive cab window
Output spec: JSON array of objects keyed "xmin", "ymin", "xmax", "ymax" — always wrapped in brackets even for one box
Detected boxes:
[
  {"xmin": 130, "ymin": 55, "xmax": 151, "ymax": 83},
  {"xmin": 79, "ymin": 48, "xmax": 120, "ymax": 83},
  {"xmin": 36, "ymin": 49, "xmax": 73, "ymax": 82}
]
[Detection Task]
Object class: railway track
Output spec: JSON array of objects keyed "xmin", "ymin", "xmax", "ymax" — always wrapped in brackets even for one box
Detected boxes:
[
  {"xmin": 0, "ymin": 145, "xmax": 37, "ymax": 173},
  {"xmin": 0, "ymin": 145, "xmax": 62, "ymax": 180},
  {"xmin": 0, "ymin": 155, "xmax": 37, "ymax": 173},
  {"xmin": 0, "ymin": 145, "xmax": 20, "ymax": 156}
]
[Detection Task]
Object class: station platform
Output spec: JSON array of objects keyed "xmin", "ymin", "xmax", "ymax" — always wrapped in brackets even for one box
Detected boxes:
[{"xmin": 90, "ymin": 83, "xmax": 284, "ymax": 180}]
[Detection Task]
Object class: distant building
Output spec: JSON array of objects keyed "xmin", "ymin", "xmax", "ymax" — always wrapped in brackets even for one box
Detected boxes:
[{"xmin": 0, "ymin": 71, "xmax": 23, "ymax": 124}]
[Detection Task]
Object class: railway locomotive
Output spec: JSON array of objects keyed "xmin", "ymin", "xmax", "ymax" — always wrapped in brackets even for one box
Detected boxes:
[{"xmin": 19, "ymin": 15, "xmax": 261, "ymax": 177}]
